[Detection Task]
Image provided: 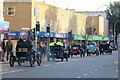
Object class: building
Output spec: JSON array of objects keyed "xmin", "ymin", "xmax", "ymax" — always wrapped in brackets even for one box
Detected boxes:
[
  {"xmin": 4, "ymin": 0, "xmax": 87, "ymax": 36},
  {"xmin": 77, "ymin": 11, "xmax": 109, "ymax": 37},
  {"xmin": 77, "ymin": 11, "xmax": 107, "ymax": 18},
  {"xmin": 4, "ymin": 0, "xmax": 108, "ymax": 41},
  {"xmin": 0, "ymin": 0, "xmax": 9, "ymax": 41}
]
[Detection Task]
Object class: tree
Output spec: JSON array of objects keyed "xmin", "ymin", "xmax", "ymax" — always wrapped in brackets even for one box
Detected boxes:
[
  {"xmin": 81, "ymin": 27, "xmax": 96, "ymax": 51},
  {"xmin": 106, "ymin": 1, "xmax": 120, "ymax": 43}
]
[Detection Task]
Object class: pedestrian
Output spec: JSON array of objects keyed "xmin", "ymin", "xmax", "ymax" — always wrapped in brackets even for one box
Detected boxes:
[
  {"xmin": 38, "ymin": 42, "xmax": 45, "ymax": 58},
  {"xmin": 1, "ymin": 38, "xmax": 6, "ymax": 62},
  {"xmin": 6, "ymin": 38, "xmax": 13, "ymax": 61}
]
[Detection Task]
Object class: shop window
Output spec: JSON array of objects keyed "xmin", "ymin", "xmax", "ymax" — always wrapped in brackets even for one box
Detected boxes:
[{"xmin": 7, "ymin": 7, "xmax": 15, "ymax": 16}]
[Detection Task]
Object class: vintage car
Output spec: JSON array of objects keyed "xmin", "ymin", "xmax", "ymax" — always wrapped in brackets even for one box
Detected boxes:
[
  {"xmin": 47, "ymin": 42, "xmax": 69, "ymax": 61},
  {"xmin": 70, "ymin": 44, "xmax": 80, "ymax": 57},
  {"xmin": 87, "ymin": 42, "xmax": 99, "ymax": 56}
]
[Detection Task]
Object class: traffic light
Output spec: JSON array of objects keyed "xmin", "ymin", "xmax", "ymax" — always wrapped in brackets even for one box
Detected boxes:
[
  {"xmin": 36, "ymin": 22, "xmax": 40, "ymax": 35},
  {"xmin": 28, "ymin": 31, "xmax": 31, "ymax": 37},
  {"xmin": 68, "ymin": 30, "xmax": 72, "ymax": 41},
  {"xmin": 47, "ymin": 26, "xmax": 50, "ymax": 33},
  {"xmin": 32, "ymin": 28, "xmax": 35, "ymax": 39}
]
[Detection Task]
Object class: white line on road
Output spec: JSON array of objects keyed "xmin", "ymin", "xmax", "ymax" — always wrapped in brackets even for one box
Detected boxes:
[
  {"xmin": 76, "ymin": 76, "xmax": 81, "ymax": 78},
  {"xmin": 0, "ymin": 69, "xmax": 9, "ymax": 71},
  {"xmin": 2, "ymin": 69, "xmax": 25, "ymax": 74},
  {"xmin": 70, "ymin": 59, "xmax": 79, "ymax": 62},
  {"xmin": 83, "ymin": 74, "xmax": 87, "ymax": 76},
  {"xmin": 56, "ymin": 62, "xmax": 66, "ymax": 64},
  {"xmin": 35, "ymin": 66, "xmax": 40, "ymax": 68},
  {"xmin": 116, "ymin": 70, "xmax": 118, "ymax": 72},
  {"xmin": 43, "ymin": 64, "xmax": 50, "ymax": 67}
]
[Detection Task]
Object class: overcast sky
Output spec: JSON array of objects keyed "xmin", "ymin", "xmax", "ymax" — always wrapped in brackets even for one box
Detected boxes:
[{"xmin": 39, "ymin": 0, "xmax": 119, "ymax": 11}]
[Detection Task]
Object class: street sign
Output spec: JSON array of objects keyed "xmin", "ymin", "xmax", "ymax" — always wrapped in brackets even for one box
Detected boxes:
[{"xmin": 34, "ymin": 7, "xmax": 40, "ymax": 17}]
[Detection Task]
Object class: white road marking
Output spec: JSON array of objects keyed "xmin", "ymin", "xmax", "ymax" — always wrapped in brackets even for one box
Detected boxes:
[
  {"xmin": 83, "ymin": 74, "xmax": 87, "ymax": 76},
  {"xmin": 56, "ymin": 62, "xmax": 65, "ymax": 64},
  {"xmin": 0, "ymin": 69, "xmax": 9, "ymax": 71},
  {"xmin": 114, "ymin": 61, "xmax": 118, "ymax": 64},
  {"xmin": 70, "ymin": 59, "xmax": 78, "ymax": 62},
  {"xmin": 116, "ymin": 70, "xmax": 118, "ymax": 72},
  {"xmin": 2, "ymin": 69, "xmax": 25, "ymax": 74},
  {"xmin": 76, "ymin": 76, "xmax": 81, "ymax": 78},
  {"xmin": 35, "ymin": 66, "xmax": 40, "ymax": 68},
  {"xmin": 43, "ymin": 64, "xmax": 50, "ymax": 67}
]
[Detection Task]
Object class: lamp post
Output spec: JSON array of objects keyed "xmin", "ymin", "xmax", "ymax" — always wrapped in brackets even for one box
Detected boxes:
[
  {"xmin": 96, "ymin": 5, "xmax": 108, "ymax": 11},
  {"xmin": 113, "ymin": 20, "xmax": 120, "ymax": 45}
]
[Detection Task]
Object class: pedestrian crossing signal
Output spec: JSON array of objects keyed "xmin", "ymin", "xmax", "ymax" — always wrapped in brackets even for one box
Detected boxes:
[
  {"xmin": 47, "ymin": 27, "xmax": 50, "ymax": 33},
  {"xmin": 36, "ymin": 22, "xmax": 40, "ymax": 35}
]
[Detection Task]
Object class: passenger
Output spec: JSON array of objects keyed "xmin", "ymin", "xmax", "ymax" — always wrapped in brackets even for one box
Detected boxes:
[
  {"xmin": 25, "ymin": 37, "xmax": 33, "ymax": 52},
  {"xmin": 16, "ymin": 38, "xmax": 24, "ymax": 51}
]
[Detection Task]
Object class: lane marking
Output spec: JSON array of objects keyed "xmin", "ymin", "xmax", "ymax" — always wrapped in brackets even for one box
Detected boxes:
[
  {"xmin": 35, "ymin": 66, "xmax": 40, "ymax": 68},
  {"xmin": 70, "ymin": 59, "xmax": 78, "ymax": 62},
  {"xmin": 116, "ymin": 70, "xmax": 118, "ymax": 72},
  {"xmin": 83, "ymin": 74, "xmax": 87, "ymax": 76},
  {"xmin": 76, "ymin": 76, "xmax": 81, "ymax": 78},
  {"xmin": 114, "ymin": 61, "xmax": 118, "ymax": 64},
  {"xmin": 0, "ymin": 69, "xmax": 9, "ymax": 71},
  {"xmin": 43, "ymin": 64, "xmax": 50, "ymax": 67},
  {"xmin": 56, "ymin": 62, "xmax": 65, "ymax": 64},
  {"xmin": 2, "ymin": 69, "xmax": 25, "ymax": 74}
]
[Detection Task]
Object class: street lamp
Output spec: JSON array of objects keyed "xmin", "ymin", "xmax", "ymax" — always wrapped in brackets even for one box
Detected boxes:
[
  {"xmin": 96, "ymin": 5, "xmax": 108, "ymax": 11},
  {"xmin": 113, "ymin": 20, "xmax": 120, "ymax": 44}
]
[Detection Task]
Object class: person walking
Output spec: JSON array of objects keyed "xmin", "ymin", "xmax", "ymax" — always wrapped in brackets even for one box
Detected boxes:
[
  {"xmin": 1, "ymin": 38, "xmax": 6, "ymax": 62},
  {"xmin": 6, "ymin": 38, "xmax": 13, "ymax": 61}
]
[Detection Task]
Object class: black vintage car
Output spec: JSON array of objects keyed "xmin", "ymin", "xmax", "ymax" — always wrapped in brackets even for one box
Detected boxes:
[
  {"xmin": 47, "ymin": 43, "xmax": 69, "ymax": 61},
  {"xmin": 9, "ymin": 42, "xmax": 42, "ymax": 67},
  {"xmin": 99, "ymin": 42, "xmax": 112, "ymax": 55}
]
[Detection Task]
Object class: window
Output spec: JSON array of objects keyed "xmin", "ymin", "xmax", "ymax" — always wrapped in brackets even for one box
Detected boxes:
[{"xmin": 7, "ymin": 7, "xmax": 15, "ymax": 16}]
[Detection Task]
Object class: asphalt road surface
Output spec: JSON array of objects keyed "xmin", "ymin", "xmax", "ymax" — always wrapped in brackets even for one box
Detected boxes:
[{"xmin": 1, "ymin": 51, "xmax": 118, "ymax": 78}]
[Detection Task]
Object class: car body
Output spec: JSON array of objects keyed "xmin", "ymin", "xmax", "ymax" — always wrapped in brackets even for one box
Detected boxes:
[
  {"xmin": 87, "ymin": 42, "xmax": 99, "ymax": 56},
  {"xmin": 70, "ymin": 44, "xmax": 80, "ymax": 57}
]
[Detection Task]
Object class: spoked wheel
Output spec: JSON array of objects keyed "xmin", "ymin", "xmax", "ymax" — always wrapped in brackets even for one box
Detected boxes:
[
  {"xmin": 47, "ymin": 52, "xmax": 50, "ymax": 61},
  {"xmin": 30, "ymin": 54, "xmax": 35, "ymax": 67},
  {"xmin": 61, "ymin": 57, "xmax": 63, "ymax": 61},
  {"xmin": 9, "ymin": 53, "xmax": 14, "ymax": 67},
  {"xmin": 18, "ymin": 57, "xmax": 22, "ymax": 66},
  {"xmin": 37, "ymin": 54, "xmax": 42, "ymax": 66}
]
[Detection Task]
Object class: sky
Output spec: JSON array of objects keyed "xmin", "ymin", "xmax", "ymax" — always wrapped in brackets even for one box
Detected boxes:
[{"xmin": 39, "ymin": 0, "xmax": 119, "ymax": 11}]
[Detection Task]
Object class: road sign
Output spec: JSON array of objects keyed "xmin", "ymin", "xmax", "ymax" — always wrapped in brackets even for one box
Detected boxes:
[{"xmin": 34, "ymin": 7, "xmax": 40, "ymax": 17}]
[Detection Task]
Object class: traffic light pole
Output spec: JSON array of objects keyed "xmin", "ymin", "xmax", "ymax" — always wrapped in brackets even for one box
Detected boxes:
[{"xmin": 35, "ymin": 1, "xmax": 38, "ymax": 52}]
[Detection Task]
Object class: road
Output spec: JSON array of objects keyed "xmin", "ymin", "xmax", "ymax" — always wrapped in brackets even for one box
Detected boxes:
[{"xmin": 1, "ymin": 51, "xmax": 118, "ymax": 78}]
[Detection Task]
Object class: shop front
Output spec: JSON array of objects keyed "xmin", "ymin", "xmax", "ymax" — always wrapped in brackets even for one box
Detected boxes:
[{"xmin": 0, "ymin": 21, "xmax": 9, "ymax": 41}]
